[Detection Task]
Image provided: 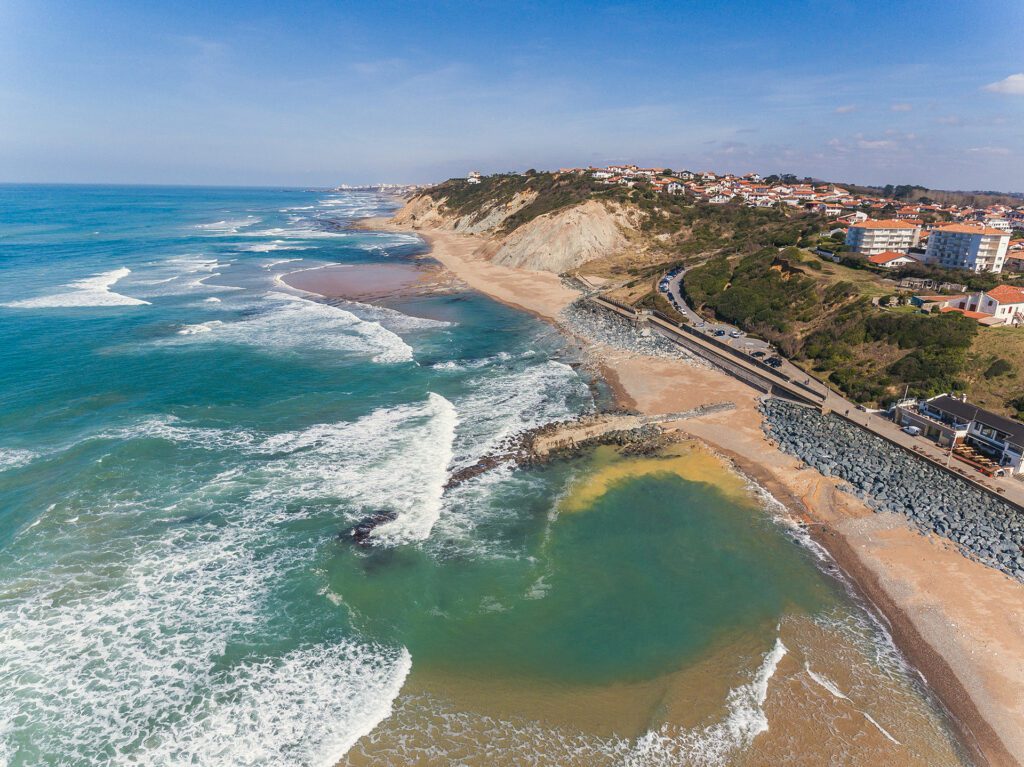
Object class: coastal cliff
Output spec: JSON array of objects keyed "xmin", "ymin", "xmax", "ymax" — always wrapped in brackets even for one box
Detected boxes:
[{"xmin": 391, "ymin": 175, "xmax": 635, "ymax": 273}]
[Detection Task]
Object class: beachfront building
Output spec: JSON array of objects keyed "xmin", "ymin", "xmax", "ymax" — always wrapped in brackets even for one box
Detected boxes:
[
  {"xmin": 845, "ymin": 219, "xmax": 921, "ymax": 256},
  {"xmin": 867, "ymin": 251, "xmax": 920, "ymax": 268},
  {"xmin": 893, "ymin": 394, "xmax": 1024, "ymax": 475},
  {"xmin": 923, "ymin": 225, "xmax": 1010, "ymax": 273}
]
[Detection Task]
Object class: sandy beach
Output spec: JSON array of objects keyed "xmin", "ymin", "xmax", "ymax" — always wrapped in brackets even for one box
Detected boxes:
[{"xmin": 357, "ymin": 215, "xmax": 1024, "ymax": 767}]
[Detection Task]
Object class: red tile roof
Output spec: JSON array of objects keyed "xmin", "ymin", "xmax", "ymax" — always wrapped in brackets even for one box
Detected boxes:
[
  {"xmin": 868, "ymin": 251, "xmax": 916, "ymax": 264},
  {"xmin": 986, "ymin": 285, "xmax": 1024, "ymax": 304},
  {"xmin": 850, "ymin": 219, "xmax": 919, "ymax": 230},
  {"xmin": 935, "ymin": 224, "xmax": 1009, "ymax": 236}
]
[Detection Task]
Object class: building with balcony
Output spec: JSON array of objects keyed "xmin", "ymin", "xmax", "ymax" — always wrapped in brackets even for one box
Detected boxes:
[
  {"xmin": 845, "ymin": 219, "xmax": 921, "ymax": 256},
  {"xmin": 923, "ymin": 224, "xmax": 1010, "ymax": 273},
  {"xmin": 894, "ymin": 394, "xmax": 1024, "ymax": 474}
]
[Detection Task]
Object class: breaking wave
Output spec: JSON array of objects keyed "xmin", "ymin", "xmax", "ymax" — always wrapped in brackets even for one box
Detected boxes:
[
  {"xmin": 3, "ymin": 267, "xmax": 150, "ymax": 308},
  {"xmin": 167, "ymin": 292, "xmax": 415, "ymax": 364},
  {"xmin": 0, "ymin": 448, "xmax": 38, "ymax": 471},
  {"xmin": 195, "ymin": 216, "xmax": 262, "ymax": 234}
]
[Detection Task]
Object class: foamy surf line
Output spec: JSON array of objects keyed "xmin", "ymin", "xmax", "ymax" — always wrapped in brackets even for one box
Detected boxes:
[
  {"xmin": 167, "ymin": 291, "xmax": 416, "ymax": 364},
  {"xmin": 0, "ymin": 398, "xmax": 430, "ymax": 764},
  {"xmin": 3, "ymin": 267, "xmax": 150, "ymax": 308},
  {"xmin": 805, "ymin": 662, "xmax": 902, "ymax": 746}
]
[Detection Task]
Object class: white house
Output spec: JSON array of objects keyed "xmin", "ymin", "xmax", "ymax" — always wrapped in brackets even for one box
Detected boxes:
[
  {"xmin": 867, "ymin": 251, "xmax": 919, "ymax": 268},
  {"xmin": 924, "ymin": 224, "xmax": 1010, "ymax": 273},
  {"xmin": 961, "ymin": 285, "xmax": 1024, "ymax": 326}
]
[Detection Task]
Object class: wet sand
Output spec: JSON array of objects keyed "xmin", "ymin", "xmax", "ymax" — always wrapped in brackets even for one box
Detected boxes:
[
  {"xmin": 344, "ymin": 442, "xmax": 970, "ymax": 766},
  {"xmin": 368, "ymin": 217, "xmax": 1024, "ymax": 767},
  {"xmin": 278, "ymin": 261, "xmax": 449, "ymax": 302}
]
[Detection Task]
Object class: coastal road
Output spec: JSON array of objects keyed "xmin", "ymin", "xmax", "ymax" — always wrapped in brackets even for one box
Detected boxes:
[
  {"xmin": 600, "ymin": 292, "xmax": 1024, "ymax": 510},
  {"xmin": 659, "ymin": 270, "xmax": 772, "ymax": 356}
]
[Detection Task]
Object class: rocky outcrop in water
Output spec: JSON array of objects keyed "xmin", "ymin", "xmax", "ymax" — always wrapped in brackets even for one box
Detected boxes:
[
  {"xmin": 760, "ymin": 397, "xmax": 1024, "ymax": 582},
  {"xmin": 341, "ymin": 511, "xmax": 399, "ymax": 547}
]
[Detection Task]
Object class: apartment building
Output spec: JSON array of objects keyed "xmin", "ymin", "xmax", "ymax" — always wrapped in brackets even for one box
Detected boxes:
[
  {"xmin": 845, "ymin": 219, "xmax": 921, "ymax": 256},
  {"xmin": 924, "ymin": 224, "xmax": 1010, "ymax": 273}
]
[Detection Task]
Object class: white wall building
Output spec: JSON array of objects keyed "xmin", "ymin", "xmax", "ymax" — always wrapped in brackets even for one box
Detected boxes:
[
  {"xmin": 924, "ymin": 225, "xmax": 1010, "ymax": 273},
  {"xmin": 845, "ymin": 219, "xmax": 921, "ymax": 256},
  {"xmin": 962, "ymin": 285, "xmax": 1024, "ymax": 326}
]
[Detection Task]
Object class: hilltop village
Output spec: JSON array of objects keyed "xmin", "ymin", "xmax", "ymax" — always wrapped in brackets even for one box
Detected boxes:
[{"xmin": 396, "ymin": 167, "xmax": 1024, "ymax": 430}]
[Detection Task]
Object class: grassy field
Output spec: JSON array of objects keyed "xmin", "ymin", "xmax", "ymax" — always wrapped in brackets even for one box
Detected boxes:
[
  {"xmin": 964, "ymin": 326, "xmax": 1024, "ymax": 416},
  {"xmin": 802, "ymin": 251, "xmax": 897, "ymax": 299}
]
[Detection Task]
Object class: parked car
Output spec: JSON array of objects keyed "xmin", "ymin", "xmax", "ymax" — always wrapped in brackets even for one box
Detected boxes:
[
  {"xmin": 902, "ymin": 425, "xmax": 922, "ymax": 436},
  {"xmin": 729, "ymin": 330, "xmax": 742, "ymax": 338},
  {"xmin": 751, "ymin": 350, "xmax": 766, "ymax": 359},
  {"xmin": 712, "ymin": 329, "xmax": 726, "ymax": 337},
  {"xmin": 766, "ymin": 356, "xmax": 783, "ymax": 368}
]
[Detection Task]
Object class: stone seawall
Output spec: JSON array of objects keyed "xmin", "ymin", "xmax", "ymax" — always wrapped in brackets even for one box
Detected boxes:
[{"xmin": 761, "ymin": 397, "xmax": 1024, "ymax": 582}]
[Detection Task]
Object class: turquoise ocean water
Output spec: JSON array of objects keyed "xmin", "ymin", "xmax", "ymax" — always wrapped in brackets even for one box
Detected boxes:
[{"xmin": 0, "ymin": 186, "xmax": 966, "ymax": 766}]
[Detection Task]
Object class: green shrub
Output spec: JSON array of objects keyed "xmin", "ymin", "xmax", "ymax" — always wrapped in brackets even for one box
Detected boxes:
[{"xmin": 985, "ymin": 358, "xmax": 1014, "ymax": 379}]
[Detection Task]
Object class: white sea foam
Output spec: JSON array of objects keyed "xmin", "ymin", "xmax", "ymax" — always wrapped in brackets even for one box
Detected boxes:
[
  {"xmin": 235, "ymin": 241, "xmax": 314, "ymax": 254},
  {"xmin": 127, "ymin": 257, "xmax": 243, "ymax": 298},
  {"xmin": 804, "ymin": 662, "xmax": 850, "ymax": 701},
  {"xmin": 0, "ymin": 494, "xmax": 410, "ymax": 766},
  {"xmin": 449, "ymin": 360, "xmax": 590, "ymax": 471},
  {"xmin": 195, "ymin": 216, "xmax": 262, "ymax": 234},
  {"xmin": 101, "ymin": 394, "xmax": 456, "ymax": 546},
  {"xmin": 341, "ymin": 299, "xmax": 452, "ymax": 332},
  {"xmin": 432, "ymin": 351, "xmax": 514, "ymax": 371},
  {"xmin": 178, "ymin": 320, "xmax": 224, "ymax": 335},
  {"xmin": 0, "ymin": 397, "xmax": 429, "ymax": 763},
  {"xmin": 134, "ymin": 643, "xmax": 411, "ymax": 767},
  {"xmin": 863, "ymin": 711, "xmax": 902, "ymax": 745},
  {"xmin": 167, "ymin": 292, "xmax": 414, "ymax": 364},
  {"xmin": 624, "ymin": 637, "xmax": 787, "ymax": 766},
  {"xmin": 239, "ymin": 393, "xmax": 456, "ymax": 545},
  {"xmin": 0, "ymin": 448, "xmax": 37, "ymax": 471},
  {"xmin": 3, "ymin": 267, "xmax": 150, "ymax": 308},
  {"xmin": 804, "ymin": 662, "xmax": 903, "ymax": 746},
  {"xmin": 263, "ymin": 257, "xmax": 304, "ymax": 269}
]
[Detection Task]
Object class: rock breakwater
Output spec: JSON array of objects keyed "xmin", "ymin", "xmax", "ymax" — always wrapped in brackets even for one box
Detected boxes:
[
  {"xmin": 761, "ymin": 397, "xmax": 1024, "ymax": 582},
  {"xmin": 561, "ymin": 299, "xmax": 694, "ymax": 359}
]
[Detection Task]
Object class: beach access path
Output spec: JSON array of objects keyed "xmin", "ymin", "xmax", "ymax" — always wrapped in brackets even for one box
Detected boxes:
[{"xmin": 365, "ymin": 217, "xmax": 1024, "ymax": 767}]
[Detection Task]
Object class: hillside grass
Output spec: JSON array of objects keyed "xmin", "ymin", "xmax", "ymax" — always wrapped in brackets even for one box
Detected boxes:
[{"xmin": 964, "ymin": 326, "xmax": 1024, "ymax": 416}]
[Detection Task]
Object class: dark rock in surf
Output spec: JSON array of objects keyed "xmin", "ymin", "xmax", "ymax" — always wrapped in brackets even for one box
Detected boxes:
[{"xmin": 340, "ymin": 511, "xmax": 398, "ymax": 547}]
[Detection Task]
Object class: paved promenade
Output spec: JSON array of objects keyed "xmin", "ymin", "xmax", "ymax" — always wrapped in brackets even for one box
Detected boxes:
[{"xmin": 589, "ymin": 294, "xmax": 1024, "ymax": 512}]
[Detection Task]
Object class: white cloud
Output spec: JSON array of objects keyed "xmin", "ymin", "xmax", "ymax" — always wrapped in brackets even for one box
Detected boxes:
[
  {"xmin": 890, "ymin": 102, "xmax": 912, "ymax": 112},
  {"xmin": 834, "ymin": 104, "xmax": 857, "ymax": 114},
  {"xmin": 857, "ymin": 139, "xmax": 895, "ymax": 150},
  {"xmin": 967, "ymin": 146, "xmax": 1011, "ymax": 156},
  {"xmin": 983, "ymin": 73, "xmax": 1024, "ymax": 95}
]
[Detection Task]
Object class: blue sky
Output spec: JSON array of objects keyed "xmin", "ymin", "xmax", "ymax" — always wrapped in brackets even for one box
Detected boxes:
[{"xmin": 2, "ymin": 0, "xmax": 1022, "ymax": 190}]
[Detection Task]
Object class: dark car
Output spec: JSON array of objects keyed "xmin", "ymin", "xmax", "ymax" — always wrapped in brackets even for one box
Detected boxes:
[
  {"xmin": 712, "ymin": 329, "xmax": 726, "ymax": 337},
  {"xmin": 751, "ymin": 350, "xmax": 766, "ymax": 359},
  {"xmin": 766, "ymin": 356, "xmax": 783, "ymax": 368}
]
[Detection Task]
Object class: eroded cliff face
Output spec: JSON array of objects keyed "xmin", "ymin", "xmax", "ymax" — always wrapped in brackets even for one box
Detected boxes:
[
  {"xmin": 478, "ymin": 200, "xmax": 630, "ymax": 273},
  {"xmin": 391, "ymin": 191, "xmax": 537, "ymax": 234},
  {"xmin": 392, "ymin": 194, "xmax": 632, "ymax": 273}
]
